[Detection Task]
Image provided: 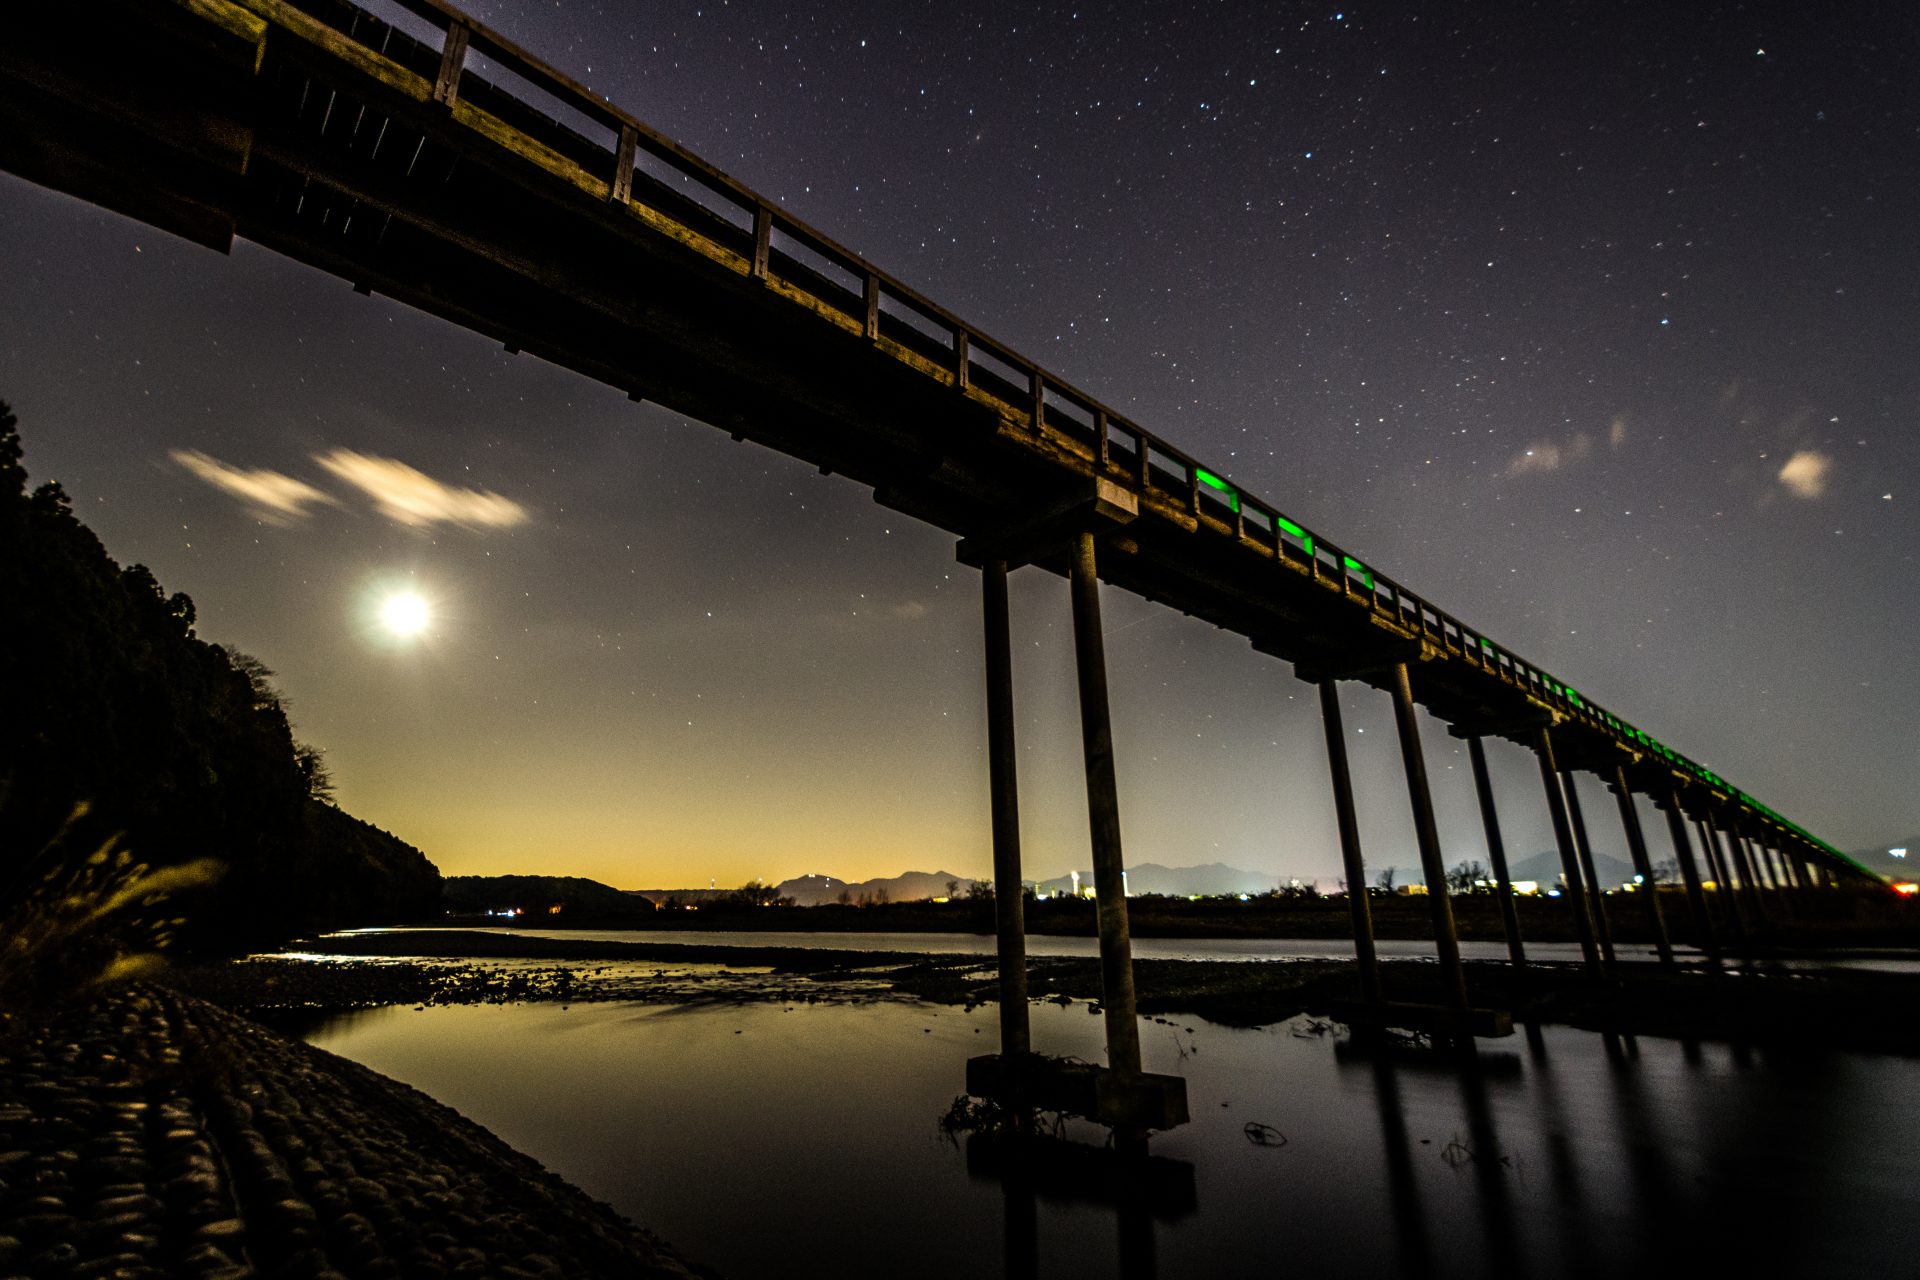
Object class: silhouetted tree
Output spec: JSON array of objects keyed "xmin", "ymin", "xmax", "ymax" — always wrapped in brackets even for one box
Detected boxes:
[
  {"xmin": 1447, "ymin": 861, "xmax": 1490, "ymax": 893},
  {"xmin": 731, "ymin": 879, "xmax": 793, "ymax": 908},
  {"xmin": 0, "ymin": 402, "xmax": 440, "ymax": 949}
]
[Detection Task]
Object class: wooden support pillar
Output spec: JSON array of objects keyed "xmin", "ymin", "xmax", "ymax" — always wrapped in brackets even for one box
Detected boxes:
[
  {"xmin": 1067, "ymin": 531, "xmax": 1142, "ymax": 1079},
  {"xmin": 1468, "ymin": 736, "xmax": 1527, "ymax": 970},
  {"xmin": 1660, "ymin": 793, "xmax": 1718, "ymax": 962},
  {"xmin": 1318, "ymin": 680, "xmax": 1383, "ymax": 1004},
  {"xmin": 981, "ymin": 558, "xmax": 1029, "ymax": 1057},
  {"xmin": 1774, "ymin": 842, "xmax": 1804, "ymax": 911},
  {"xmin": 1559, "ymin": 769, "xmax": 1617, "ymax": 966},
  {"xmin": 1534, "ymin": 729, "xmax": 1601, "ymax": 971},
  {"xmin": 1387, "ymin": 662, "xmax": 1468, "ymax": 1009},
  {"xmin": 1699, "ymin": 818, "xmax": 1749, "ymax": 942},
  {"xmin": 1612, "ymin": 769, "xmax": 1672, "ymax": 966},
  {"xmin": 1772, "ymin": 844, "xmax": 1798, "ymax": 907},
  {"xmin": 1727, "ymin": 825, "xmax": 1771, "ymax": 926},
  {"xmin": 1753, "ymin": 832, "xmax": 1795, "ymax": 919}
]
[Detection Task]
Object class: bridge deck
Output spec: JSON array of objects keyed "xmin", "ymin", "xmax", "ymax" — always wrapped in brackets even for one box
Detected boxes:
[{"xmin": 0, "ymin": 0, "xmax": 1865, "ymax": 878}]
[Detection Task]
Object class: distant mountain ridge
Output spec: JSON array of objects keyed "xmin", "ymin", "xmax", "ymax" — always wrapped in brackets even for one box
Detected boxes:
[
  {"xmin": 774, "ymin": 870, "xmax": 978, "ymax": 906},
  {"xmin": 765, "ymin": 863, "xmax": 1302, "ymax": 903},
  {"xmin": 448, "ymin": 874, "xmax": 654, "ymax": 917},
  {"xmin": 1032, "ymin": 862, "xmax": 1284, "ymax": 898},
  {"xmin": 1506, "ymin": 849, "xmax": 1637, "ymax": 890}
]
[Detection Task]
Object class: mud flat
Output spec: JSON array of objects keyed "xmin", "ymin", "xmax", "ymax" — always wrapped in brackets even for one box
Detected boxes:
[
  {"xmin": 0, "ymin": 985, "xmax": 708, "ymax": 1279},
  {"xmin": 174, "ymin": 930, "xmax": 1920, "ymax": 1055}
]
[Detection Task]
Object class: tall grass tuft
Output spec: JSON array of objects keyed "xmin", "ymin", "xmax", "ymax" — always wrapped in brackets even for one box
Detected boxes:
[{"xmin": 0, "ymin": 803, "xmax": 222, "ymax": 1038}]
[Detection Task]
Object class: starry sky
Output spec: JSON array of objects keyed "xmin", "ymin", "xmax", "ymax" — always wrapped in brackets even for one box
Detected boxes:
[{"xmin": 3, "ymin": 1, "xmax": 1915, "ymax": 890}]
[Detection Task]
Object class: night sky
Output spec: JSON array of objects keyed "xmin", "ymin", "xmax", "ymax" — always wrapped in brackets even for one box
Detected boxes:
[{"xmin": 3, "ymin": 1, "xmax": 1914, "ymax": 890}]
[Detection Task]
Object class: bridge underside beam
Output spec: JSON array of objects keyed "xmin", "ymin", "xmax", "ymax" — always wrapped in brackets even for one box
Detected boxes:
[{"xmin": 0, "ymin": 0, "xmax": 1868, "ymax": 893}]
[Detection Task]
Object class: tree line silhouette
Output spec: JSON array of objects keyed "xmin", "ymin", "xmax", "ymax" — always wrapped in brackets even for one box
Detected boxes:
[{"xmin": 0, "ymin": 402, "xmax": 441, "ymax": 952}]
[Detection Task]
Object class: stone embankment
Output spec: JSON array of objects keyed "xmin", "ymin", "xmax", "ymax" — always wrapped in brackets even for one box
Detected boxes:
[{"xmin": 0, "ymin": 986, "xmax": 707, "ymax": 1279}]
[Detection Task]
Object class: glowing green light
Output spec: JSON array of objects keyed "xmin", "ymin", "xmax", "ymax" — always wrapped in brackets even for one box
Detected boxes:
[
  {"xmin": 1566, "ymin": 689, "xmax": 1584, "ymax": 707},
  {"xmin": 1342, "ymin": 555, "xmax": 1374, "ymax": 589},
  {"xmin": 1275, "ymin": 514, "xmax": 1314, "ymax": 556},
  {"xmin": 1194, "ymin": 467, "xmax": 1240, "ymax": 510}
]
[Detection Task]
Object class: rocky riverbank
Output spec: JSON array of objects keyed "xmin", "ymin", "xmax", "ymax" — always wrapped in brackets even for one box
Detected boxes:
[{"xmin": 0, "ymin": 985, "xmax": 708, "ymax": 1279}]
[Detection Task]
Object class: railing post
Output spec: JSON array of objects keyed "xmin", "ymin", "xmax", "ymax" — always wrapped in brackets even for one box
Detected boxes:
[
  {"xmin": 1560, "ymin": 768, "xmax": 1616, "ymax": 966},
  {"xmin": 1318, "ymin": 680, "xmax": 1382, "ymax": 1004},
  {"xmin": 981, "ymin": 558, "xmax": 1029, "ymax": 1057},
  {"xmin": 1612, "ymin": 768, "xmax": 1672, "ymax": 966},
  {"xmin": 1387, "ymin": 662, "xmax": 1468, "ymax": 1009},
  {"xmin": 751, "ymin": 205, "xmax": 772, "ymax": 279},
  {"xmin": 1661, "ymin": 792, "xmax": 1718, "ymax": 963},
  {"xmin": 605, "ymin": 123, "xmax": 637, "ymax": 204},
  {"xmin": 432, "ymin": 21, "xmax": 471, "ymax": 106},
  {"xmin": 1534, "ymin": 728, "xmax": 1600, "ymax": 972},
  {"xmin": 1067, "ymin": 531, "xmax": 1142, "ymax": 1080},
  {"xmin": 953, "ymin": 329, "xmax": 970, "ymax": 392},
  {"xmin": 1467, "ymin": 735, "xmax": 1527, "ymax": 971},
  {"xmin": 862, "ymin": 272, "xmax": 880, "ymax": 341}
]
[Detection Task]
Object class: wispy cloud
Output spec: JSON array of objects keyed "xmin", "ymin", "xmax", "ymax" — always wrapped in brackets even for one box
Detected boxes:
[
  {"xmin": 1777, "ymin": 450, "xmax": 1833, "ymax": 500},
  {"xmin": 1505, "ymin": 432, "xmax": 1592, "ymax": 477},
  {"xmin": 314, "ymin": 450, "xmax": 530, "ymax": 528},
  {"xmin": 171, "ymin": 450, "xmax": 337, "ymax": 523}
]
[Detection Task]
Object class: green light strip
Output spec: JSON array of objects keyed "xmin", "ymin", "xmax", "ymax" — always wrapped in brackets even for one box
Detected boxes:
[
  {"xmin": 1342, "ymin": 555, "xmax": 1374, "ymax": 590},
  {"xmin": 1274, "ymin": 515, "xmax": 1314, "ymax": 557},
  {"xmin": 1194, "ymin": 468, "xmax": 1241, "ymax": 513}
]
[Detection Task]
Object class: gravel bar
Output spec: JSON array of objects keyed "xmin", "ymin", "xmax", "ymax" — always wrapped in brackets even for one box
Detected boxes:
[{"xmin": 0, "ymin": 986, "xmax": 709, "ymax": 1279}]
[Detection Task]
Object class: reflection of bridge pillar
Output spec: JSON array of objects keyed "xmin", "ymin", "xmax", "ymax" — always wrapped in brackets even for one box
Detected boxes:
[
  {"xmin": 1067, "ymin": 530, "xmax": 1142, "ymax": 1079},
  {"xmin": 1468, "ymin": 735, "xmax": 1527, "ymax": 970},
  {"xmin": 1559, "ymin": 768, "xmax": 1617, "ymax": 966},
  {"xmin": 1387, "ymin": 661, "xmax": 1469, "ymax": 1009},
  {"xmin": 1658, "ymin": 791, "xmax": 1718, "ymax": 962},
  {"xmin": 1317, "ymin": 680, "xmax": 1383, "ymax": 1004},
  {"xmin": 980, "ymin": 558, "xmax": 1030, "ymax": 1057},
  {"xmin": 1611, "ymin": 768, "xmax": 1672, "ymax": 966},
  {"xmin": 1534, "ymin": 729, "xmax": 1601, "ymax": 972}
]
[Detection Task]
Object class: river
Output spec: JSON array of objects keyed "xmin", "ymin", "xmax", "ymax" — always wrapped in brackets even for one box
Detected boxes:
[{"xmin": 291, "ymin": 972, "xmax": 1918, "ymax": 1278}]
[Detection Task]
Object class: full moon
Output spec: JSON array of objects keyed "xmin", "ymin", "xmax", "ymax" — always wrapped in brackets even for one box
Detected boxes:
[{"xmin": 379, "ymin": 592, "xmax": 430, "ymax": 638}]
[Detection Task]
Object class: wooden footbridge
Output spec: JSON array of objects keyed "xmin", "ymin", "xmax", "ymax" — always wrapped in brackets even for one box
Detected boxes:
[{"xmin": 2, "ymin": 0, "xmax": 1890, "ymax": 1134}]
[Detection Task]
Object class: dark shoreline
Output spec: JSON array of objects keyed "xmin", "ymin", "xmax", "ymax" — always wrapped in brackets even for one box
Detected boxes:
[
  {"xmin": 169, "ymin": 929, "xmax": 1920, "ymax": 1056},
  {"xmin": 0, "ymin": 986, "xmax": 708, "ymax": 1279}
]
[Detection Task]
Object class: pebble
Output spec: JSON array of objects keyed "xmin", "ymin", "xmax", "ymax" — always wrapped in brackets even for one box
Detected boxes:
[{"xmin": 1, "ymin": 986, "xmax": 705, "ymax": 1278}]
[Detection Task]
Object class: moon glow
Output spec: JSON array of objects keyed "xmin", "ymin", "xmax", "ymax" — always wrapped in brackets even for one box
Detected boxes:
[{"xmin": 379, "ymin": 592, "xmax": 431, "ymax": 638}]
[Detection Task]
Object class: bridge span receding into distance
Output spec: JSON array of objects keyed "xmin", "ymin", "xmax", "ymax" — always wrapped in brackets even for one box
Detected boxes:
[{"xmin": 3, "ymin": 0, "xmax": 1892, "ymax": 1130}]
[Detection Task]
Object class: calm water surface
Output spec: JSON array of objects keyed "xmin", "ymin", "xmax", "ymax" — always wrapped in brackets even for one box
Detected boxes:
[
  {"xmin": 339, "ymin": 925, "xmax": 1684, "ymax": 965},
  {"xmin": 297, "ymin": 998, "xmax": 1918, "ymax": 1279}
]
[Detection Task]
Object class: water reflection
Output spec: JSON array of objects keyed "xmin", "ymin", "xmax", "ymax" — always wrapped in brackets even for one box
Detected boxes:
[
  {"xmin": 965, "ymin": 1132, "xmax": 1196, "ymax": 1280},
  {"xmin": 294, "ymin": 1000, "xmax": 1920, "ymax": 1279}
]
